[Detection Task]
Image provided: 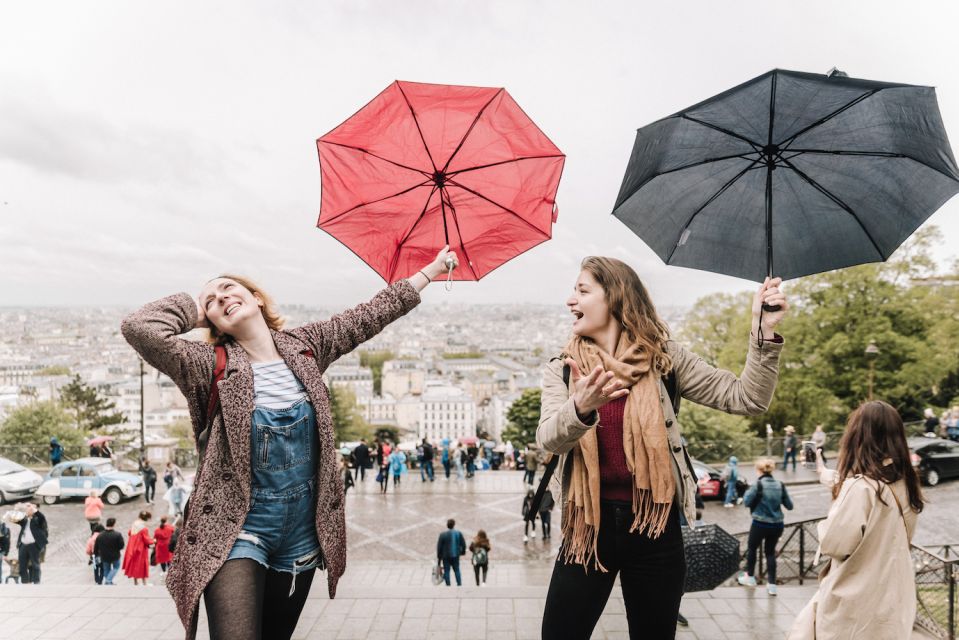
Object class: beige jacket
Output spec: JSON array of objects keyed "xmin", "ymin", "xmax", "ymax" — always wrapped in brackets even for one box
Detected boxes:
[
  {"xmin": 536, "ymin": 335, "xmax": 783, "ymax": 527},
  {"xmin": 788, "ymin": 470, "xmax": 919, "ymax": 640}
]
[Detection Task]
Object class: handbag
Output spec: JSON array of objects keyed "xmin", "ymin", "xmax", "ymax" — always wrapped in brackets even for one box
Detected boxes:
[
  {"xmin": 431, "ymin": 560, "xmax": 443, "ymax": 586},
  {"xmin": 149, "ymin": 547, "xmax": 157, "ymax": 567}
]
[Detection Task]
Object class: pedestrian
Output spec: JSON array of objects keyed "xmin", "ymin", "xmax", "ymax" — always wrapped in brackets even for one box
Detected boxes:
[
  {"xmin": 84, "ymin": 490, "xmax": 104, "ymax": 533},
  {"xmin": 168, "ymin": 516, "xmax": 182, "ymax": 555},
  {"xmin": 389, "ymin": 446, "xmax": 406, "ymax": 487},
  {"xmin": 49, "ymin": 437, "xmax": 63, "ymax": 467},
  {"xmin": 453, "ymin": 444, "xmax": 465, "ymax": 480},
  {"xmin": 537, "ymin": 257, "xmax": 786, "ymax": 638},
  {"xmin": 505, "ymin": 441, "xmax": 514, "ymax": 470},
  {"xmin": 163, "ymin": 461, "xmax": 183, "ymax": 490},
  {"xmin": 436, "ymin": 518, "xmax": 466, "ymax": 587},
  {"xmin": 341, "ymin": 458, "xmax": 354, "ymax": 495},
  {"xmin": 466, "ymin": 443, "xmax": 478, "ymax": 477},
  {"xmin": 737, "ymin": 458, "xmax": 793, "ymax": 595},
  {"xmin": 353, "ymin": 439, "xmax": 370, "ymax": 482},
  {"xmin": 441, "ymin": 441, "xmax": 452, "ymax": 479},
  {"xmin": 122, "ymin": 510, "xmax": 155, "ymax": 586},
  {"xmin": 782, "ymin": 426, "xmax": 798, "ymax": 472},
  {"xmin": 469, "ymin": 530, "xmax": 491, "ymax": 586},
  {"xmin": 538, "ymin": 487, "xmax": 555, "ymax": 539},
  {"xmin": 788, "ymin": 401, "xmax": 924, "ymax": 639},
  {"xmin": 0, "ymin": 518, "xmax": 9, "ymax": 583},
  {"xmin": 721, "ymin": 456, "xmax": 741, "ymax": 507},
  {"xmin": 525, "ymin": 447, "xmax": 539, "ymax": 485},
  {"xmin": 86, "ymin": 523, "xmax": 105, "ymax": 584},
  {"xmin": 120, "ymin": 247, "xmax": 456, "ymax": 640},
  {"xmin": 421, "ymin": 438, "xmax": 435, "ymax": 482},
  {"xmin": 522, "ymin": 488, "xmax": 537, "ymax": 542},
  {"xmin": 141, "ymin": 460, "xmax": 157, "ymax": 504},
  {"xmin": 10, "ymin": 502, "xmax": 47, "ymax": 584},
  {"xmin": 153, "ymin": 515, "xmax": 175, "ymax": 574},
  {"xmin": 811, "ymin": 424, "xmax": 828, "ymax": 464},
  {"xmin": 923, "ymin": 408, "xmax": 940, "ymax": 437},
  {"xmin": 94, "ymin": 517, "xmax": 124, "ymax": 585}
]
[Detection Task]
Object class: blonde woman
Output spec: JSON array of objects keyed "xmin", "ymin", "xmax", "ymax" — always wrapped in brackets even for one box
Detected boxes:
[
  {"xmin": 789, "ymin": 401, "xmax": 924, "ymax": 639},
  {"xmin": 121, "ymin": 247, "xmax": 456, "ymax": 640},
  {"xmin": 537, "ymin": 256, "xmax": 786, "ymax": 638}
]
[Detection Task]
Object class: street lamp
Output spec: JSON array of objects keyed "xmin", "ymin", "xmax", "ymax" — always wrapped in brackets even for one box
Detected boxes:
[{"xmin": 865, "ymin": 341, "xmax": 880, "ymax": 401}]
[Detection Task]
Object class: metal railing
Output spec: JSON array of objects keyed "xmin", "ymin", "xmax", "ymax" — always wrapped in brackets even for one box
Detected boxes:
[{"xmin": 722, "ymin": 517, "xmax": 959, "ymax": 639}]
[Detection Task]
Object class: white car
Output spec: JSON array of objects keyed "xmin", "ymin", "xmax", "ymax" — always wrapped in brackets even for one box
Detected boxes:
[
  {"xmin": 35, "ymin": 457, "xmax": 145, "ymax": 505},
  {"xmin": 0, "ymin": 457, "xmax": 44, "ymax": 504}
]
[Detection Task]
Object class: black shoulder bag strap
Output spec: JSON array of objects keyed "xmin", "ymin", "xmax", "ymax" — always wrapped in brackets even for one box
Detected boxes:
[{"xmin": 526, "ymin": 358, "xmax": 679, "ymax": 521}]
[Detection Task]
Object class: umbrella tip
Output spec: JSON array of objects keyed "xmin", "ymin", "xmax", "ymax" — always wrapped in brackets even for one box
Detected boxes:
[{"xmin": 826, "ymin": 67, "xmax": 848, "ymax": 78}]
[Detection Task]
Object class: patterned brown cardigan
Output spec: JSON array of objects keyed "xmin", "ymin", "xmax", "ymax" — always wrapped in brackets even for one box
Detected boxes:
[{"xmin": 120, "ymin": 280, "xmax": 421, "ymax": 639}]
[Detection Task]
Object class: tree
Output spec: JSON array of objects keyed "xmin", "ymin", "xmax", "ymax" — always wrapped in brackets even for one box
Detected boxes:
[
  {"xmin": 358, "ymin": 350, "xmax": 395, "ymax": 395},
  {"xmin": 502, "ymin": 388, "xmax": 542, "ymax": 448},
  {"xmin": 328, "ymin": 384, "xmax": 370, "ymax": 443},
  {"xmin": 0, "ymin": 400, "xmax": 82, "ymax": 449},
  {"xmin": 679, "ymin": 403, "xmax": 757, "ymax": 463},
  {"xmin": 59, "ymin": 375, "xmax": 126, "ymax": 434},
  {"xmin": 168, "ymin": 418, "xmax": 195, "ymax": 449}
]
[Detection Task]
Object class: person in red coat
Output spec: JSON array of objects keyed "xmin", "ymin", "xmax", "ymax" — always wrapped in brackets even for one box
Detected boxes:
[
  {"xmin": 122, "ymin": 511, "xmax": 155, "ymax": 585},
  {"xmin": 152, "ymin": 515, "xmax": 175, "ymax": 573}
]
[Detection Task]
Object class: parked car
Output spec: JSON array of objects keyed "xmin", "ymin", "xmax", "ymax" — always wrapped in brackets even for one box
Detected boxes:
[
  {"xmin": 0, "ymin": 457, "xmax": 44, "ymax": 504},
  {"xmin": 909, "ymin": 436, "xmax": 959, "ymax": 487},
  {"xmin": 35, "ymin": 457, "xmax": 145, "ymax": 505},
  {"xmin": 690, "ymin": 458, "xmax": 749, "ymax": 500}
]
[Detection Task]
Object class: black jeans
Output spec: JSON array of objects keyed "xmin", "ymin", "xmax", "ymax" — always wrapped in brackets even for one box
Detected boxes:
[
  {"xmin": 19, "ymin": 543, "xmax": 42, "ymax": 584},
  {"xmin": 540, "ymin": 511, "xmax": 552, "ymax": 538},
  {"xmin": 473, "ymin": 562, "xmax": 488, "ymax": 585},
  {"xmin": 542, "ymin": 501, "xmax": 685, "ymax": 640},
  {"xmin": 144, "ymin": 480, "xmax": 156, "ymax": 502},
  {"xmin": 746, "ymin": 522, "xmax": 783, "ymax": 584}
]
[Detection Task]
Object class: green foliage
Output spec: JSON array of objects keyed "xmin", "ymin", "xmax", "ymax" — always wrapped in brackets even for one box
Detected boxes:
[
  {"xmin": 679, "ymin": 403, "xmax": 758, "ymax": 463},
  {"xmin": 168, "ymin": 418, "xmax": 195, "ymax": 449},
  {"xmin": 59, "ymin": 375, "xmax": 126, "ymax": 433},
  {"xmin": 36, "ymin": 365, "xmax": 71, "ymax": 376},
  {"xmin": 358, "ymin": 350, "xmax": 395, "ymax": 395},
  {"xmin": 0, "ymin": 400, "xmax": 83, "ymax": 448},
  {"xmin": 328, "ymin": 384, "xmax": 371, "ymax": 444},
  {"xmin": 502, "ymin": 388, "xmax": 542, "ymax": 448}
]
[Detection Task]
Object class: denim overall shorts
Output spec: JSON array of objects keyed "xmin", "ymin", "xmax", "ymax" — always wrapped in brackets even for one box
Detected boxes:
[{"xmin": 226, "ymin": 398, "xmax": 323, "ymax": 595}]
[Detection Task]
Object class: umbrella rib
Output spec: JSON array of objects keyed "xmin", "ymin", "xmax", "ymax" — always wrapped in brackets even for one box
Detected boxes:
[
  {"xmin": 447, "ymin": 154, "xmax": 565, "ymax": 176},
  {"xmin": 678, "ymin": 115, "xmax": 763, "ymax": 150},
  {"xmin": 779, "ymin": 158, "xmax": 885, "ymax": 260},
  {"xmin": 665, "ymin": 159, "xmax": 762, "ymax": 263},
  {"xmin": 614, "ymin": 153, "xmax": 758, "ymax": 210},
  {"xmin": 321, "ymin": 140, "xmax": 431, "ymax": 177},
  {"xmin": 441, "ymin": 88, "xmax": 505, "ymax": 174},
  {"xmin": 395, "ymin": 82, "xmax": 439, "ymax": 173},
  {"xmin": 441, "ymin": 187, "xmax": 480, "ymax": 280},
  {"xmin": 388, "ymin": 185, "xmax": 440, "ymax": 282},
  {"xmin": 320, "ymin": 179, "xmax": 434, "ymax": 226},
  {"xmin": 776, "ymin": 89, "xmax": 883, "ymax": 148},
  {"xmin": 787, "ymin": 149, "xmax": 959, "ymax": 184},
  {"xmin": 445, "ymin": 178, "xmax": 550, "ymax": 240}
]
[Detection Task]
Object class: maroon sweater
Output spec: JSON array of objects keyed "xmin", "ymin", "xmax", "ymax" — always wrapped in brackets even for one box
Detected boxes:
[{"xmin": 597, "ymin": 396, "xmax": 633, "ymax": 502}]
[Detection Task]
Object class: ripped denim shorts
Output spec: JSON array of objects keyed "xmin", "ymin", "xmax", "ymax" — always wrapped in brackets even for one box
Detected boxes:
[{"xmin": 226, "ymin": 398, "xmax": 322, "ymax": 596}]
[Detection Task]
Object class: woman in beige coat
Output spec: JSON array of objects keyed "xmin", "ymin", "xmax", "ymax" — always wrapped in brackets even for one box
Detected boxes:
[
  {"xmin": 537, "ymin": 256, "xmax": 787, "ymax": 639},
  {"xmin": 788, "ymin": 401, "xmax": 924, "ymax": 639}
]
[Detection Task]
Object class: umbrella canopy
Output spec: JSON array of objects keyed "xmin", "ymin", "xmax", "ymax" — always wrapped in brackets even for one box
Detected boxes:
[
  {"xmin": 86, "ymin": 435, "xmax": 114, "ymax": 447},
  {"xmin": 613, "ymin": 68, "xmax": 959, "ymax": 282},
  {"xmin": 318, "ymin": 80, "xmax": 565, "ymax": 283},
  {"xmin": 681, "ymin": 524, "xmax": 741, "ymax": 592}
]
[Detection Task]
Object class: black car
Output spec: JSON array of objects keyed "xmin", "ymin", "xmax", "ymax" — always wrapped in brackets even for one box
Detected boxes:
[{"xmin": 908, "ymin": 436, "xmax": 959, "ymax": 486}]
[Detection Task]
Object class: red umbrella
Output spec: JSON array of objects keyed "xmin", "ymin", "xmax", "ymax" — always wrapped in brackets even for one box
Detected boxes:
[
  {"xmin": 86, "ymin": 435, "xmax": 114, "ymax": 446},
  {"xmin": 317, "ymin": 81, "xmax": 565, "ymax": 283}
]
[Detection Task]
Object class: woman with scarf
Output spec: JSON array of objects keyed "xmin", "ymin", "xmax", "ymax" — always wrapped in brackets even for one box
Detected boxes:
[{"xmin": 537, "ymin": 257, "xmax": 787, "ymax": 639}]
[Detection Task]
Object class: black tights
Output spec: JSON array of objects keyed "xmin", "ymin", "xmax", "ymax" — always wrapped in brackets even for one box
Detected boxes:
[{"xmin": 204, "ymin": 558, "xmax": 315, "ymax": 640}]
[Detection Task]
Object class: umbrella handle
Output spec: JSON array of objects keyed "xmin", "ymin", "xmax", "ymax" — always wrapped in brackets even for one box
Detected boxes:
[
  {"xmin": 444, "ymin": 256, "xmax": 457, "ymax": 292},
  {"xmin": 762, "ymin": 303, "xmax": 781, "ymax": 312}
]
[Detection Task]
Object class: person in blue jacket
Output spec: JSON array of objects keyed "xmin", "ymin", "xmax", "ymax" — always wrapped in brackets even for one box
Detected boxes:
[
  {"xmin": 722, "ymin": 456, "xmax": 741, "ymax": 507},
  {"xmin": 738, "ymin": 458, "xmax": 794, "ymax": 595},
  {"xmin": 436, "ymin": 518, "xmax": 466, "ymax": 586}
]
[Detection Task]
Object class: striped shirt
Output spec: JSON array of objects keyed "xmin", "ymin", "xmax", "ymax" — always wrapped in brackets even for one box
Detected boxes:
[{"xmin": 251, "ymin": 360, "xmax": 308, "ymax": 409}]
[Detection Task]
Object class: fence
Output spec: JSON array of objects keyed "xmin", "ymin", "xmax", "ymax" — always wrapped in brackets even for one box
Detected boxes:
[{"xmin": 723, "ymin": 517, "xmax": 959, "ymax": 639}]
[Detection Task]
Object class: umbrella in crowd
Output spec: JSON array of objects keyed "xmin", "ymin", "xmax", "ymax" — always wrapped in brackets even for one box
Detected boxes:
[
  {"xmin": 613, "ymin": 68, "xmax": 959, "ymax": 283},
  {"xmin": 681, "ymin": 524, "xmax": 742, "ymax": 592},
  {"xmin": 86, "ymin": 435, "xmax": 114, "ymax": 447},
  {"xmin": 317, "ymin": 80, "xmax": 565, "ymax": 283}
]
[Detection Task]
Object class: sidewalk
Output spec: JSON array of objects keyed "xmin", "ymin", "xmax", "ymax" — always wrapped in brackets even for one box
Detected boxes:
[{"xmin": 737, "ymin": 462, "xmax": 822, "ymax": 486}]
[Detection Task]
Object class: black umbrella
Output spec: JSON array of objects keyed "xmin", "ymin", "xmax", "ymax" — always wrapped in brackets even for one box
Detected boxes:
[
  {"xmin": 681, "ymin": 524, "xmax": 741, "ymax": 592},
  {"xmin": 613, "ymin": 68, "xmax": 959, "ymax": 282}
]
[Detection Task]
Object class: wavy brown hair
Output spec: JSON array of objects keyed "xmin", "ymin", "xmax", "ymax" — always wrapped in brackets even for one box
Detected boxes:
[
  {"xmin": 580, "ymin": 257, "xmax": 672, "ymax": 375},
  {"xmin": 206, "ymin": 274, "xmax": 284, "ymax": 346},
  {"xmin": 472, "ymin": 529, "xmax": 490, "ymax": 550},
  {"xmin": 833, "ymin": 400, "xmax": 924, "ymax": 513}
]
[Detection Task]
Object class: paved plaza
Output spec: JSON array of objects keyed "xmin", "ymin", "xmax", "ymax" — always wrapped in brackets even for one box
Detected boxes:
[{"xmin": 1, "ymin": 469, "xmax": 949, "ymax": 638}]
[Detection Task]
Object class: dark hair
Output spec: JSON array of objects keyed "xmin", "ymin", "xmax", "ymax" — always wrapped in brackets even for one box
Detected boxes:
[
  {"xmin": 106, "ymin": 517, "xmax": 116, "ymax": 527},
  {"xmin": 473, "ymin": 529, "xmax": 490, "ymax": 548},
  {"xmin": 139, "ymin": 511, "xmax": 152, "ymax": 521},
  {"xmin": 160, "ymin": 515, "xmax": 168, "ymax": 525},
  {"xmin": 834, "ymin": 401, "xmax": 924, "ymax": 513},
  {"xmin": 447, "ymin": 519, "xmax": 455, "ymax": 529},
  {"xmin": 580, "ymin": 257, "xmax": 672, "ymax": 376},
  {"xmin": 93, "ymin": 524, "xmax": 105, "ymax": 533}
]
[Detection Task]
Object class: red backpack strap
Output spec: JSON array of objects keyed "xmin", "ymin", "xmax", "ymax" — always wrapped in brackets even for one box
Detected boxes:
[{"xmin": 206, "ymin": 345, "xmax": 227, "ymax": 428}]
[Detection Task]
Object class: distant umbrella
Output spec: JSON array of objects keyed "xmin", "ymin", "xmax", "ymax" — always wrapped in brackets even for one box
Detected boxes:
[{"xmin": 681, "ymin": 524, "xmax": 741, "ymax": 592}]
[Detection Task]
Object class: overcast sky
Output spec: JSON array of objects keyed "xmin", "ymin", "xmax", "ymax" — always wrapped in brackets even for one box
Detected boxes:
[{"xmin": 2, "ymin": 1, "xmax": 958, "ymax": 311}]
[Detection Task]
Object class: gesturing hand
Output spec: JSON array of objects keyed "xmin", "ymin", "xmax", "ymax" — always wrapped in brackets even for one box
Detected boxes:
[{"xmin": 566, "ymin": 358, "xmax": 629, "ymax": 421}]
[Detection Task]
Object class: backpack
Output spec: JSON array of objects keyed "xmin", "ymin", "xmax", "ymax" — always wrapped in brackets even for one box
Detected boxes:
[{"xmin": 472, "ymin": 545, "xmax": 488, "ymax": 566}]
